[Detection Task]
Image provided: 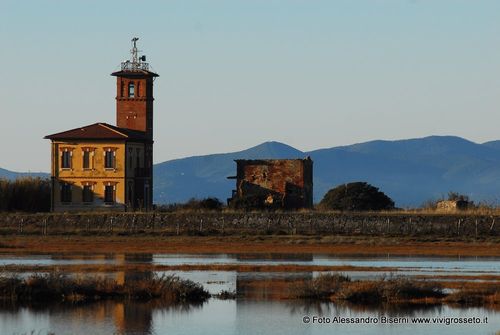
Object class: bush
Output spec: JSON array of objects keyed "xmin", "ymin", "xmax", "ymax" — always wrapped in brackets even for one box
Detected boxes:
[
  {"xmin": 319, "ymin": 182, "xmax": 395, "ymax": 211},
  {"xmin": 0, "ymin": 177, "xmax": 51, "ymax": 212},
  {"xmin": 447, "ymin": 191, "xmax": 470, "ymax": 203},
  {"xmin": 228, "ymin": 195, "xmax": 271, "ymax": 211},
  {"xmin": 157, "ymin": 197, "xmax": 224, "ymax": 212}
]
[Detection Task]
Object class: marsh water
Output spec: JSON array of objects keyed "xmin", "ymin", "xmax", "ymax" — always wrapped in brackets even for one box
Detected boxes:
[{"xmin": 1, "ymin": 253, "xmax": 499, "ymax": 334}]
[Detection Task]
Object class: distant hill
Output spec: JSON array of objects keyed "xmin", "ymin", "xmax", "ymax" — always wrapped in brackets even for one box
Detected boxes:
[
  {"xmin": 4, "ymin": 136, "xmax": 500, "ymax": 207},
  {"xmin": 0, "ymin": 167, "xmax": 49, "ymax": 180},
  {"xmin": 153, "ymin": 136, "xmax": 500, "ymax": 207}
]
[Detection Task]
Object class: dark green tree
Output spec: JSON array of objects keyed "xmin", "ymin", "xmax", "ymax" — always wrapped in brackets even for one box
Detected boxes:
[{"xmin": 319, "ymin": 182, "xmax": 395, "ymax": 211}]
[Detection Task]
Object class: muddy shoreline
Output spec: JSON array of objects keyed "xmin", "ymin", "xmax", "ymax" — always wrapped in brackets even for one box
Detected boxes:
[{"xmin": 1, "ymin": 235, "xmax": 499, "ymax": 256}]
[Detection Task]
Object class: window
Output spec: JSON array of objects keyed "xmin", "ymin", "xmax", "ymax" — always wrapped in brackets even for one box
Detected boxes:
[
  {"xmin": 104, "ymin": 185, "xmax": 115, "ymax": 203},
  {"xmin": 82, "ymin": 185, "xmax": 93, "ymax": 203},
  {"xmin": 128, "ymin": 82, "xmax": 135, "ymax": 98},
  {"xmin": 83, "ymin": 151, "xmax": 90, "ymax": 169},
  {"xmin": 61, "ymin": 151, "xmax": 72, "ymax": 169},
  {"xmin": 105, "ymin": 150, "xmax": 115, "ymax": 169},
  {"xmin": 60, "ymin": 183, "xmax": 72, "ymax": 203}
]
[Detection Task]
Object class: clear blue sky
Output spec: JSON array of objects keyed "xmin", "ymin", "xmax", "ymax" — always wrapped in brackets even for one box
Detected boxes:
[{"xmin": 1, "ymin": 0, "xmax": 500, "ymax": 172}]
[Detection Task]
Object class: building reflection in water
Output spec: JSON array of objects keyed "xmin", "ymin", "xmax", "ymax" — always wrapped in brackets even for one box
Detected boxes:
[
  {"xmin": 51, "ymin": 253, "xmax": 155, "ymax": 335},
  {"xmin": 111, "ymin": 254, "xmax": 154, "ymax": 334},
  {"xmin": 236, "ymin": 272, "xmax": 312, "ymax": 300},
  {"xmin": 42, "ymin": 253, "xmax": 316, "ymax": 334}
]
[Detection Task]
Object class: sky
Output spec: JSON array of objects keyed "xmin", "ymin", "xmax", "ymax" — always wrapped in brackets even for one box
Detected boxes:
[{"xmin": 1, "ymin": 0, "xmax": 500, "ymax": 172}]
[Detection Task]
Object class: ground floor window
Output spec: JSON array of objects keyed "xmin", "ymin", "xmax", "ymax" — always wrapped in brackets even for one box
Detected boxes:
[
  {"xmin": 60, "ymin": 183, "xmax": 72, "ymax": 203},
  {"xmin": 104, "ymin": 185, "xmax": 115, "ymax": 203},
  {"xmin": 82, "ymin": 185, "xmax": 93, "ymax": 203}
]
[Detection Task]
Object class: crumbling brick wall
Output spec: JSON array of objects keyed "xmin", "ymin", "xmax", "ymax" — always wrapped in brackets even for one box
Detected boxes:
[{"xmin": 229, "ymin": 158, "xmax": 313, "ymax": 209}]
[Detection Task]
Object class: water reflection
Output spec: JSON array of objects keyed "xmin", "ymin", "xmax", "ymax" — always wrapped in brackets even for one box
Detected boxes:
[
  {"xmin": 1, "ymin": 252, "xmax": 499, "ymax": 278},
  {"xmin": 3, "ymin": 300, "xmax": 498, "ymax": 335},
  {"xmin": 0, "ymin": 300, "xmax": 206, "ymax": 335},
  {"xmin": 1, "ymin": 252, "xmax": 499, "ymax": 334},
  {"xmin": 1, "ymin": 289, "xmax": 499, "ymax": 335}
]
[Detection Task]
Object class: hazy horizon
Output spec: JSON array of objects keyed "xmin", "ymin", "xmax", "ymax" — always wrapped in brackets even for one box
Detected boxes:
[{"xmin": 3, "ymin": 134, "xmax": 499, "ymax": 174}]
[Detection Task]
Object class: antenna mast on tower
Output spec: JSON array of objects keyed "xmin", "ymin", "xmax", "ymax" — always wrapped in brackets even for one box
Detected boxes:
[
  {"xmin": 131, "ymin": 37, "xmax": 139, "ymax": 65},
  {"xmin": 121, "ymin": 37, "xmax": 149, "ymax": 71}
]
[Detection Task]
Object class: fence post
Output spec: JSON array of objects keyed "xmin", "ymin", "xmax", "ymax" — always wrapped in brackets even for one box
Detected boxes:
[{"xmin": 475, "ymin": 219, "xmax": 478, "ymax": 238}]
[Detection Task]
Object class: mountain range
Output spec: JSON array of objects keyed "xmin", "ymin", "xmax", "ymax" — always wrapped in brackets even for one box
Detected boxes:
[
  {"xmin": 153, "ymin": 136, "xmax": 500, "ymax": 207},
  {"xmin": 0, "ymin": 168, "xmax": 48, "ymax": 181},
  {"xmin": 4, "ymin": 136, "xmax": 500, "ymax": 207}
]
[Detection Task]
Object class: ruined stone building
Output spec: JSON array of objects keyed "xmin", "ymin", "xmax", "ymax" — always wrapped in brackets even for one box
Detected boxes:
[
  {"xmin": 228, "ymin": 158, "xmax": 313, "ymax": 209},
  {"xmin": 435, "ymin": 200, "xmax": 470, "ymax": 212},
  {"xmin": 44, "ymin": 38, "xmax": 158, "ymax": 212}
]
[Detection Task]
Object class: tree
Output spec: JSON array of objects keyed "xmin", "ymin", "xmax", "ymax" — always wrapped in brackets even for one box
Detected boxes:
[
  {"xmin": 319, "ymin": 182, "xmax": 395, "ymax": 211},
  {"xmin": 447, "ymin": 191, "xmax": 470, "ymax": 203}
]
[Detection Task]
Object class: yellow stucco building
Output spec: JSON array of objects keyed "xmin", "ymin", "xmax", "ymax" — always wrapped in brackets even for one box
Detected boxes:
[{"xmin": 44, "ymin": 38, "xmax": 158, "ymax": 212}]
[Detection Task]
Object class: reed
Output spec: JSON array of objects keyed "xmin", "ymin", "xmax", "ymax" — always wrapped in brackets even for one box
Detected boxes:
[
  {"xmin": 292, "ymin": 274, "xmax": 445, "ymax": 304},
  {"xmin": 336, "ymin": 277, "xmax": 445, "ymax": 304},
  {"xmin": 444, "ymin": 287, "xmax": 500, "ymax": 306},
  {"xmin": 0, "ymin": 272, "xmax": 209, "ymax": 303},
  {"xmin": 291, "ymin": 273, "xmax": 350, "ymax": 299}
]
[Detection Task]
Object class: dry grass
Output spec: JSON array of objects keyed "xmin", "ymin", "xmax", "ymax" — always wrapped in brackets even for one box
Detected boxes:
[
  {"xmin": 0, "ymin": 271, "xmax": 209, "ymax": 304},
  {"xmin": 444, "ymin": 287, "xmax": 500, "ymax": 306},
  {"xmin": 335, "ymin": 277, "xmax": 444, "ymax": 304},
  {"xmin": 288, "ymin": 274, "xmax": 499, "ymax": 307},
  {"xmin": 291, "ymin": 274, "xmax": 444, "ymax": 303},
  {"xmin": 291, "ymin": 274, "xmax": 350, "ymax": 299}
]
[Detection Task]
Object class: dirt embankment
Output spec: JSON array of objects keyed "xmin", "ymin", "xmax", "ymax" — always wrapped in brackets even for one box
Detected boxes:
[{"xmin": 1, "ymin": 235, "xmax": 499, "ymax": 256}]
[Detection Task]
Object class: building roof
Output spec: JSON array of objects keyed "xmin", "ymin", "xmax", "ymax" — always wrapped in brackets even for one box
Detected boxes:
[
  {"xmin": 111, "ymin": 69, "xmax": 159, "ymax": 78},
  {"xmin": 44, "ymin": 122, "xmax": 150, "ymax": 141}
]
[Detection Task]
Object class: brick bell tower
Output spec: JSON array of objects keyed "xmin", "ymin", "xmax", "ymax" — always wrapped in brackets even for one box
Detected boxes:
[{"xmin": 111, "ymin": 37, "xmax": 159, "ymax": 139}]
